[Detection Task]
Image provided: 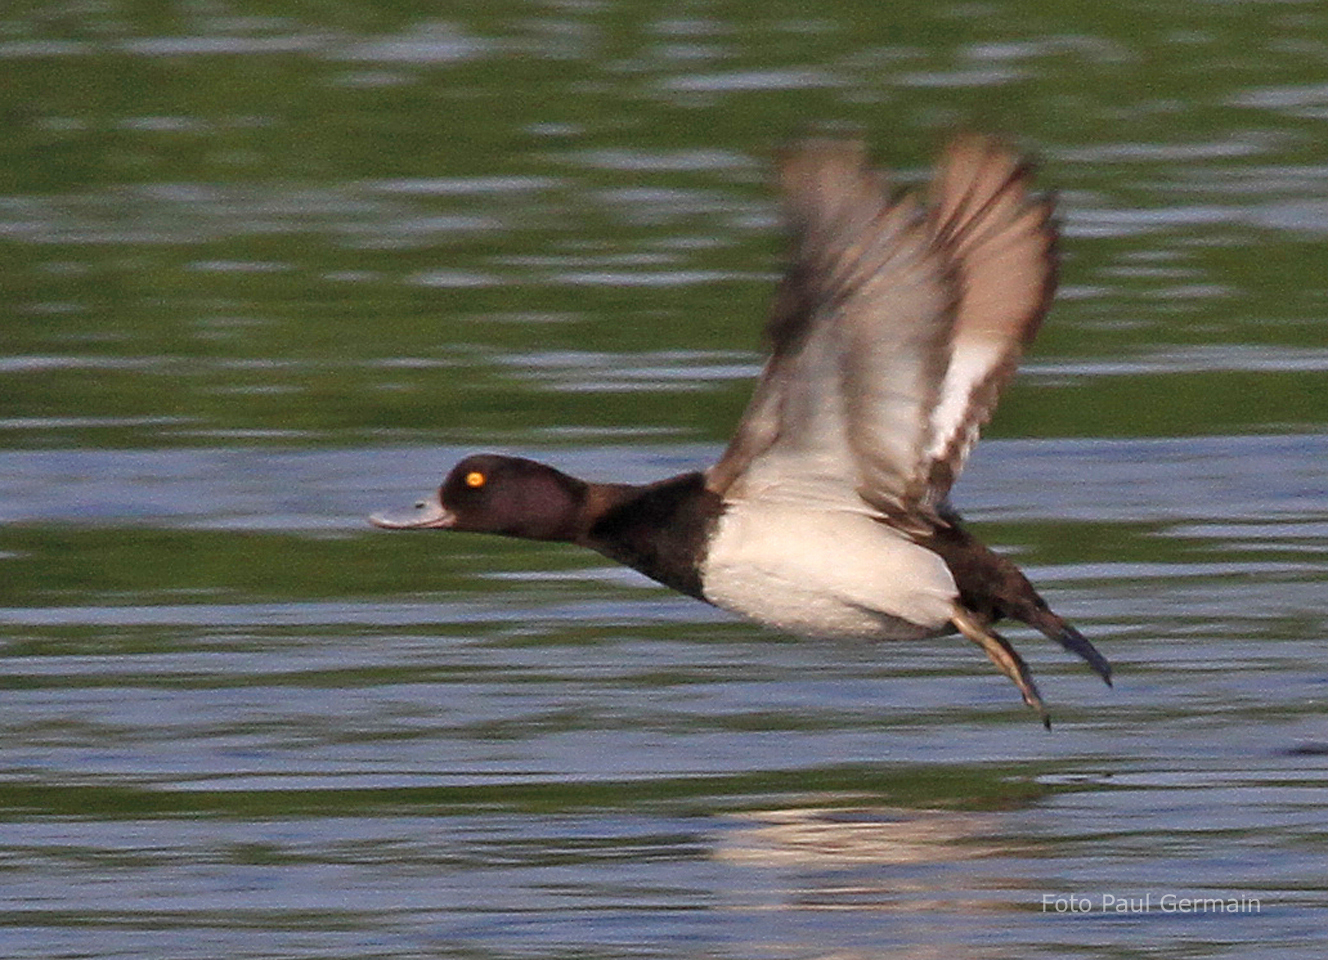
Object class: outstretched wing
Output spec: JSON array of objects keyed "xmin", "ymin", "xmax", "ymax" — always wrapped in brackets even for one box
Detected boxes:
[
  {"xmin": 705, "ymin": 138, "xmax": 956, "ymax": 518},
  {"xmin": 918, "ymin": 135, "xmax": 1057, "ymax": 506},
  {"xmin": 707, "ymin": 135, "xmax": 1055, "ymax": 525}
]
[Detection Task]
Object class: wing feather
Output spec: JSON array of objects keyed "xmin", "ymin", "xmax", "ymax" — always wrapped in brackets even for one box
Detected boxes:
[
  {"xmin": 707, "ymin": 138, "xmax": 957, "ymax": 513},
  {"xmin": 923, "ymin": 135, "xmax": 1057, "ymax": 501},
  {"xmin": 708, "ymin": 135, "xmax": 1056, "ymax": 524}
]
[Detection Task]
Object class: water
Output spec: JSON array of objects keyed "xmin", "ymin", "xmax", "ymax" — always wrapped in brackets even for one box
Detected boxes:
[{"xmin": 3, "ymin": 3, "xmax": 1328, "ymax": 958}]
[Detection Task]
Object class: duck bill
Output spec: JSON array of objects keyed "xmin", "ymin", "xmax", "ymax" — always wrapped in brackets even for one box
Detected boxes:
[{"xmin": 369, "ymin": 497, "xmax": 456, "ymax": 530}]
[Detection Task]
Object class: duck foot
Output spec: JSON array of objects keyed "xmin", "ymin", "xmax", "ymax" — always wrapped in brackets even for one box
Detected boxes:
[{"xmin": 952, "ymin": 605, "xmax": 1051, "ymax": 729}]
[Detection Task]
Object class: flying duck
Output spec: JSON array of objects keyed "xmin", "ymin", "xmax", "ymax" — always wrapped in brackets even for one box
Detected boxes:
[{"xmin": 371, "ymin": 134, "xmax": 1112, "ymax": 726}]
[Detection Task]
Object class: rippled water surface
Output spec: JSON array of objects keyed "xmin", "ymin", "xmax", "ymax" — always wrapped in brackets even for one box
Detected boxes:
[{"xmin": 3, "ymin": 3, "xmax": 1328, "ymax": 958}]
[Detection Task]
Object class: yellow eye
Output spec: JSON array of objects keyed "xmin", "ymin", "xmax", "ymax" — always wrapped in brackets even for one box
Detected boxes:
[{"xmin": 465, "ymin": 470, "xmax": 486, "ymax": 488}]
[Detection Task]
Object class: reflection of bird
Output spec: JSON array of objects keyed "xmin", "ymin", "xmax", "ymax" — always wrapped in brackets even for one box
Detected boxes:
[{"xmin": 372, "ymin": 135, "xmax": 1112, "ymax": 725}]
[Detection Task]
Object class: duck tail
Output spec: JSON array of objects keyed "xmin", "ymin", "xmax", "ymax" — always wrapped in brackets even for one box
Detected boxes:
[{"xmin": 1021, "ymin": 606, "xmax": 1112, "ymax": 687}]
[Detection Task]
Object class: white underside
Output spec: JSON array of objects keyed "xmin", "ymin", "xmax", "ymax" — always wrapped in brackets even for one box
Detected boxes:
[{"xmin": 700, "ymin": 501, "xmax": 958, "ymax": 641}]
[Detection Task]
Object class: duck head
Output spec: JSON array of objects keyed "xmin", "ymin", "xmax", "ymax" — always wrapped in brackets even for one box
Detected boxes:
[{"xmin": 370, "ymin": 454, "xmax": 588, "ymax": 541}]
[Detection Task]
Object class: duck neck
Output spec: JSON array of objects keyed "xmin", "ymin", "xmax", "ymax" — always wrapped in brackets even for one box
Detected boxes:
[{"xmin": 578, "ymin": 471, "xmax": 722, "ymax": 599}]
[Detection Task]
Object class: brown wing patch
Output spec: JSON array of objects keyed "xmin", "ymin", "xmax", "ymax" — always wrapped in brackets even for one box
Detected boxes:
[
  {"xmin": 707, "ymin": 135, "xmax": 1056, "ymax": 520},
  {"xmin": 707, "ymin": 138, "xmax": 956, "ymax": 504},
  {"xmin": 923, "ymin": 135, "xmax": 1058, "ymax": 501}
]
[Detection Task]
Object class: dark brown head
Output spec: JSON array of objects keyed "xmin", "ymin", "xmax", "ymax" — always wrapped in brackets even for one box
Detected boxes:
[{"xmin": 369, "ymin": 454, "xmax": 588, "ymax": 541}]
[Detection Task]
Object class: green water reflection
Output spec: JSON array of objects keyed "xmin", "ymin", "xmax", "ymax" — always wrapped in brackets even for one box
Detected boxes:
[{"xmin": 4, "ymin": 2, "xmax": 1328, "ymax": 449}]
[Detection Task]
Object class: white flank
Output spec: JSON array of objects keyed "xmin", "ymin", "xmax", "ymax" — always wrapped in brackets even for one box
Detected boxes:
[{"xmin": 701, "ymin": 501, "xmax": 958, "ymax": 641}]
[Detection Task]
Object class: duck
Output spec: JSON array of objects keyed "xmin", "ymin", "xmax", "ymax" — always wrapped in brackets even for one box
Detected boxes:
[{"xmin": 371, "ymin": 134, "xmax": 1112, "ymax": 726}]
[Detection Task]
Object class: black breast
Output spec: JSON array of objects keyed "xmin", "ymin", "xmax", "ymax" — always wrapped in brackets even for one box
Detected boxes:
[{"xmin": 581, "ymin": 471, "xmax": 723, "ymax": 600}]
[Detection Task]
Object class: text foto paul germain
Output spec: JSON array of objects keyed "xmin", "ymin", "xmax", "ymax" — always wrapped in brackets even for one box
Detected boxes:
[{"xmin": 1042, "ymin": 893, "xmax": 1262, "ymax": 914}]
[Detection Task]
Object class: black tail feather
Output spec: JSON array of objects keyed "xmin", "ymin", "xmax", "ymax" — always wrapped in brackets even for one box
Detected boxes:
[
  {"xmin": 1031, "ymin": 613, "xmax": 1112, "ymax": 686},
  {"xmin": 921, "ymin": 512, "xmax": 1113, "ymax": 689}
]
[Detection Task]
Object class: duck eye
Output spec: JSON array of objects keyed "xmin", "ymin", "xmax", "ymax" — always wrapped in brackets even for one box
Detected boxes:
[{"xmin": 464, "ymin": 470, "xmax": 486, "ymax": 488}]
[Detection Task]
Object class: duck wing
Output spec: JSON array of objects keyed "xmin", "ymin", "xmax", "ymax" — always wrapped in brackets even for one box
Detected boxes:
[
  {"xmin": 919, "ymin": 135, "xmax": 1057, "ymax": 506},
  {"xmin": 707, "ymin": 135, "xmax": 1055, "ymax": 526}
]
